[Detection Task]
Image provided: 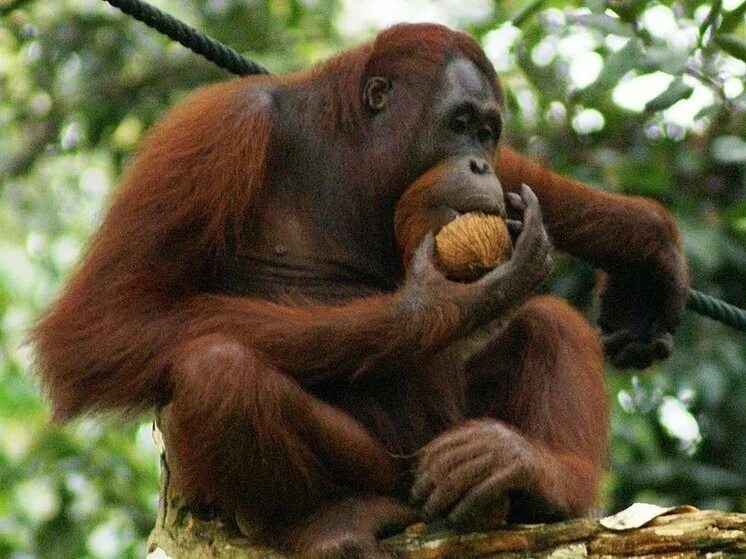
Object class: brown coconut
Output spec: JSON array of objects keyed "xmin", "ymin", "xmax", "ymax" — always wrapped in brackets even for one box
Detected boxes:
[{"xmin": 435, "ymin": 212, "xmax": 512, "ymax": 281}]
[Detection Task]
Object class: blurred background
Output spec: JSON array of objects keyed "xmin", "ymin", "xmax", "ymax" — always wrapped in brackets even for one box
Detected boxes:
[{"xmin": 0, "ymin": 0, "xmax": 745, "ymax": 557}]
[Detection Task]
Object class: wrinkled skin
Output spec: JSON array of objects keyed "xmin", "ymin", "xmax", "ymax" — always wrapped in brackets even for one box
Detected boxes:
[{"xmin": 412, "ymin": 420, "xmax": 539, "ymax": 528}]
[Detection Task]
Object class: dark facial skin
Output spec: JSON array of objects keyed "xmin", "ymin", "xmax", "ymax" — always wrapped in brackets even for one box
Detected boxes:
[
  {"xmin": 368, "ymin": 55, "xmax": 510, "ymax": 250},
  {"xmin": 389, "ymin": 57, "xmax": 511, "ymax": 256},
  {"xmin": 410, "ymin": 56, "xmax": 504, "ymax": 167}
]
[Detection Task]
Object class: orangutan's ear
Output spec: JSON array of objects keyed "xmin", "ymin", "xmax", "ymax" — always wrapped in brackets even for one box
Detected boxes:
[{"xmin": 363, "ymin": 76, "xmax": 393, "ymax": 113}]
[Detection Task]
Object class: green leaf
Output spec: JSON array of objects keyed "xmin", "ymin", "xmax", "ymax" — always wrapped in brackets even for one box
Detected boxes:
[
  {"xmin": 693, "ymin": 103, "xmax": 721, "ymax": 121},
  {"xmin": 714, "ymin": 33, "xmax": 746, "ymax": 61},
  {"xmin": 575, "ymin": 39, "xmax": 645, "ymax": 105},
  {"xmin": 595, "ymin": 39, "xmax": 645, "ymax": 90},
  {"xmin": 569, "ymin": 13, "xmax": 635, "ymax": 37},
  {"xmin": 515, "ymin": 42, "xmax": 566, "ymax": 101},
  {"xmin": 720, "ymin": 1, "xmax": 746, "ymax": 33},
  {"xmin": 510, "ymin": 0, "xmax": 547, "ymax": 28},
  {"xmin": 700, "ymin": 0, "xmax": 723, "ymax": 37},
  {"xmin": 586, "ymin": 0, "xmax": 607, "ymax": 14},
  {"xmin": 605, "ymin": 0, "xmax": 646, "ymax": 23},
  {"xmin": 644, "ymin": 77, "xmax": 694, "ymax": 112},
  {"xmin": 642, "ymin": 46, "xmax": 690, "ymax": 75}
]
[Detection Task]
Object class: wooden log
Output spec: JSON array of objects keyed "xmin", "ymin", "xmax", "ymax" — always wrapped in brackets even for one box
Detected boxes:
[
  {"xmin": 147, "ymin": 425, "xmax": 746, "ymax": 558},
  {"xmin": 146, "ymin": 458, "xmax": 746, "ymax": 558}
]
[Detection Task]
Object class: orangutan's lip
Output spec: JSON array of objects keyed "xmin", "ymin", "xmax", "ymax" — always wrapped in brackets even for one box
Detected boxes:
[
  {"xmin": 451, "ymin": 203, "xmax": 506, "ymax": 220},
  {"xmin": 492, "ymin": 204, "xmax": 507, "ymax": 219}
]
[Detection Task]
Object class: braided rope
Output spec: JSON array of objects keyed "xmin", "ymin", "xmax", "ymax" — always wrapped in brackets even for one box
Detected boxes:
[
  {"xmin": 687, "ymin": 288, "xmax": 746, "ymax": 332},
  {"xmin": 103, "ymin": 0, "xmax": 269, "ymax": 76}
]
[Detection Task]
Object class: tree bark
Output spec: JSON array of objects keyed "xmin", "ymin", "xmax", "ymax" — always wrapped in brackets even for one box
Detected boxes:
[{"xmin": 146, "ymin": 450, "xmax": 746, "ymax": 559}]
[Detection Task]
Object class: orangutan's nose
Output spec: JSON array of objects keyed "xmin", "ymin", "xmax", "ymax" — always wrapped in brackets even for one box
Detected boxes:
[{"xmin": 469, "ymin": 158, "xmax": 491, "ymax": 176}]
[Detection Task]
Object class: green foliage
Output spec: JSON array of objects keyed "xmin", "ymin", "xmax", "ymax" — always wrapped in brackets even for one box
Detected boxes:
[{"xmin": 0, "ymin": 1, "xmax": 744, "ymax": 557}]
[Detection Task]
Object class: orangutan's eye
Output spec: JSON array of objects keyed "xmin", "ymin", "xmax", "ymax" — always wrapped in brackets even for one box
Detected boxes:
[
  {"xmin": 450, "ymin": 114, "xmax": 470, "ymax": 135},
  {"xmin": 477, "ymin": 125, "xmax": 495, "ymax": 144}
]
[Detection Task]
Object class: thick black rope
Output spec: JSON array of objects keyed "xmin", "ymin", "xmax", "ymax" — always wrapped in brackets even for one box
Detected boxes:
[
  {"xmin": 101, "ymin": 0, "xmax": 746, "ymax": 333},
  {"xmin": 103, "ymin": 0, "xmax": 269, "ymax": 76},
  {"xmin": 687, "ymin": 288, "xmax": 746, "ymax": 331}
]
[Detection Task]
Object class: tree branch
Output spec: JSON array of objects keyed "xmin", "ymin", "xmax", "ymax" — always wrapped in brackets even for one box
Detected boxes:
[{"xmin": 146, "ymin": 450, "xmax": 746, "ymax": 559}]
